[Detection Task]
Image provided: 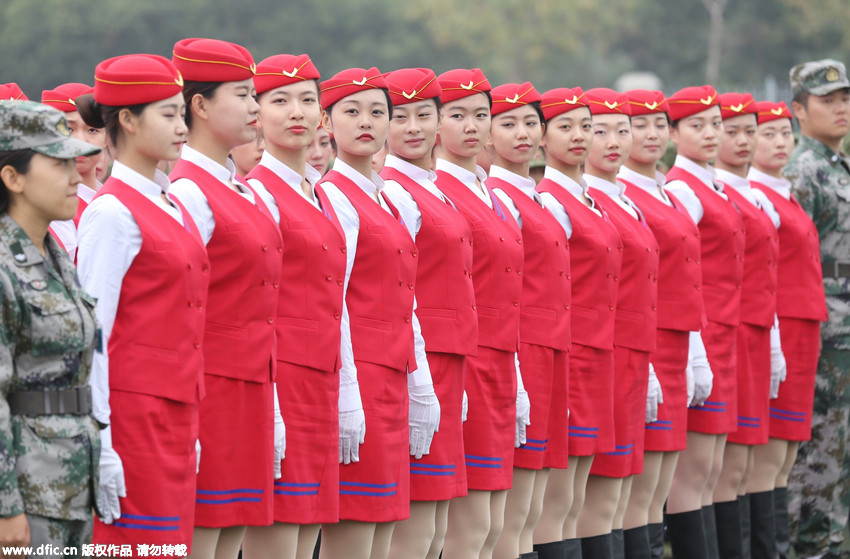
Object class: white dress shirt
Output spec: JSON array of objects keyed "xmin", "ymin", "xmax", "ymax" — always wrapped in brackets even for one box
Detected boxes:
[
  {"xmin": 247, "ymin": 150, "xmax": 323, "ymax": 219},
  {"xmin": 435, "ymin": 158, "xmax": 492, "ymax": 208},
  {"xmin": 618, "ymin": 166, "xmax": 672, "ymax": 206},
  {"xmin": 747, "ymin": 167, "xmax": 792, "ymax": 201},
  {"xmin": 665, "ymin": 155, "xmax": 727, "ymax": 225},
  {"xmin": 490, "ymin": 165, "xmax": 543, "ymax": 228},
  {"xmin": 51, "ymin": 182, "xmax": 99, "ymax": 261},
  {"xmin": 77, "ymin": 163, "xmax": 186, "ymax": 425},
  {"xmin": 716, "ymin": 168, "xmax": 781, "ymax": 228},
  {"xmin": 380, "ymin": 154, "xmax": 444, "ymax": 239},
  {"xmin": 538, "ymin": 166, "xmax": 601, "ymax": 239},
  {"xmin": 584, "ymin": 174, "xmax": 640, "ymax": 220}
]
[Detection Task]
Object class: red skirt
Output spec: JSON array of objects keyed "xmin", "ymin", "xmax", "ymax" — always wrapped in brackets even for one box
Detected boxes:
[
  {"xmin": 645, "ymin": 329, "xmax": 690, "ymax": 451},
  {"xmin": 543, "ymin": 348, "xmax": 569, "ymax": 469},
  {"xmin": 194, "ymin": 375, "xmax": 274, "ymax": 527},
  {"xmin": 592, "ymin": 347, "xmax": 651, "ymax": 478},
  {"xmin": 93, "ymin": 390, "xmax": 199, "ymax": 549},
  {"xmin": 568, "ymin": 343, "xmax": 615, "ymax": 456},
  {"xmin": 727, "ymin": 323, "xmax": 771, "ymax": 445},
  {"xmin": 463, "ymin": 346, "xmax": 517, "ymax": 491},
  {"xmin": 410, "ymin": 352, "xmax": 467, "ymax": 501},
  {"xmin": 769, "ymin": 318, "xmax": 821, "ymax": 441},
  {"xmin": 339, "ymin": 360, "xmax": 410, "ymax": 522},
  {"xmin": 687, "ymin": 321, "xmax": 738, "ymax": 434},
  {"xmin": 274, "ymin": 361, "xmax": 339, "ymax": 524},
  {"xmin": 514, "ymin": 344, "xmax": 564, "ymax": 470}
]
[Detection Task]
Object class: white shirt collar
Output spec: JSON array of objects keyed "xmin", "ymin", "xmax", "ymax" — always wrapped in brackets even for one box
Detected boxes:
[
  {"xmin": 77, "ymin": 182, "xmax": 98, "ymax": 203},
  {"xmin": 259, "ymin": 150, "xmax": 321, "ymax": 189},
  {"xmin": 112, "ymin": 161, "xmax": 172, "ymax": 196},
  {"xmin": 489, "ymin": 165, "xmax": 537, "ymax": 193},
  {"xmin": 436, "ymin": 158, "xmax": 488, "ymax": 186},
  {"xmin": 181, "ymin": 144, "xmax": 238, "ymax": 185},
  {"xmin": 543, "ymin": 166, "xmax": 588, "ymax": 199},
  {"xmin": 332, "ymin": 157, "xmax": 384, "ymax": 197},
  {"xmin": 384, "ymin": 154, "xmax": 437, "ymax": 183},
  {"xmin": 747, "ymin": 167, "xmax": 792, "ymax": 200},
  {"xmin": 584, "ymin": 174, "xmax": 624, "ymax": 198},
  {"xmin": 715, "ymin": 168, "xmax": 751, "ymax": 193},
  {"xmin": 619, "ymin": 165, "xmax": 659, "ymax": 191},
  {"xmin": 673, "ymin": 154, "xmax": 720, "ymax": 191}
]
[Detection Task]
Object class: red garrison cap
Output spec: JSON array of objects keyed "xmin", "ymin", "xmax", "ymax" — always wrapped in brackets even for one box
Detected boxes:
[
  {"xmin": 540, "ymin": 87, "xmax": 588, "ymax": 121},
  {"xmin": 320, "ymin": 67, "xmax": 387, "ymax": 110},
  {"xmin": 254, "ymin": 54, "xmax": 320, "ymax": 95},
  {"xmin": 41, "ymin": 83, "xmax": 93, "ymax": 112},
  {"xmin": 437, "ymin": 68, "xmax": 491, "ymax": 104},
  {"xmin": 94, "ymin": 54, "xmax": 184, "ymax": 106},
  {"xmin": 490, "ymin": 82, "xmax": 541, "ymax": 116},
  {"xmin": 667, "ymin": 85, "xmax": 719, "ymax": 121},
  {"xmin": 755, "ymin": 100, "xmax": 792, "ymax": 125},
  {"xmin": 0, "ymin": 83, "xmax": 27, "ymax": 101},
  {"xmin": 172, "ymin": 38, "xmax": 255, "ymax": 83},
  {"xmin": 585, "ymin": 88, "xmax": 632, "ymax": 116},
  {"xmin": 718, "ymin": 92, "xmax": 757, "ymax": 119},
  {"xmin": 626, "ymin": 89, "xmax": 669, "ymax": 116},
  {"xmin": 384, "ymin": 68, "xmax": 441, "ymax": 107}
]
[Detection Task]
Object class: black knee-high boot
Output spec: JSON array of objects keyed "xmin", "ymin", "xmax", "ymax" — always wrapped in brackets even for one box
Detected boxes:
[
  {"xmin": 646, "ymin": 523, "xmax": 664, "ymax": 559},
  {"xmin": 773, "ymin": 487, "xmax": 790, "ymax": 559},
  {"xmin": 623, "ymin": 525, "xmax": 651, "ymax": 559},
  {"xmin": 519, "ymin": 553, "xmax": 539, "ymax": 559},
  {"xmin": 713, "ymin": 499, "xmax": 744, "ymax": 559},
  {"xmin": 533, "ymin": 540, "xmax": 566, "ymax": 559},
  {"xmin": 564, "ymin": 538, "xmax": 583, "ymax": 559},
  {"xmin": 581, "ymin": 533, "xmax": 614, "ymax": 559},
  {"xmin": 666, "ymin": 510, "xmax": 709, "ymax": 559},
  {"xmin": 611, "ymin": 529, "xmax": 624, "ymax": 559},
  {"xmin": 749, "ymin": 490, "xmax": 777, "ymax": 559},
  {"xmin": 702, "ymin": 504, "xmax": 720, "ymax": 559},
  {"xmin": 739, "ymin": 494, "xmax": 752, "ymax": 559}
]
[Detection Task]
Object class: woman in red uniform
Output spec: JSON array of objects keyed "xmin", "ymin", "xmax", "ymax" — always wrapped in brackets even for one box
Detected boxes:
[
  {"xmin": 485, "ymin": 82, "xmax": 571, "ymax": 559},
  {"xmin": 167, "ymin": 38, "xmax": 285, "ymax": 559},
  {"xmin": 42, "ymin": 83, "xmax": 106, "ymax": 261},
  {"xmin": 76, "ymin": 53, "xmax": 208, "ymax": 552},
  {"xmin": 237, "ymin": 54, "xmax": 345, "ymax": 559},
  {"xmin": 432, "ymin": 69, "xmax": 525, "ymax": 559},
  {"xmin": 316, "ymin": 67, "xmax": 440, "ymax": 559},
  {"xmin": 617, "ymin": 90, "xmax": 706, "ymax": 559},
  {"xmin": 712, "ymin": 92, "xmax": 783, "ymax": 558},
  {"xmin": 580, "ymin": 88, "xmax": 660, "ymax": 559},
  {"xmin": 533, "ymin": 87, "xmax": 623, "ymax": 558},
  {"xmin": 307, "ymin": 123, "xmax": 333, "ymax": 174},
  {"xmin": 748, "ymin": 100, "xmax": 826, "ymax": 559},
  {"xmin": 378, "ymin": 68, "xmax": 477, "ymax": 559},
  {"xmin": 664, "ymin": 86, "xmax": 744, "ymax": 559}
]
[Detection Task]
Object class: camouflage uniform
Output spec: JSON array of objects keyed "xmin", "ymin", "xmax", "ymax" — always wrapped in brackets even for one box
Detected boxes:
[
  {"xmin": 785, "ymin": 59, "xmax": 850, "ymax": 559},
  {"xmin": 0, "ymin": 100, "xmax": 101, "ymax": 552}
]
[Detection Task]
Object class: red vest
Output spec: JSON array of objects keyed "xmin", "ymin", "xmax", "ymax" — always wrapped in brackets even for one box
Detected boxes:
[
  {"xmin": 73, "ymin": 196, "xmax": 88, "ymax": 227},
  {"xmin": 722, "ymin": 185, "xmax": 778, "ymax": 328},
  {"xmin": 381, "ymin": 167, "xmax": 478, "ymax": 356},
  {"xmin": 435, "ymin": 170, "xmax": 523, "ymax": 353},
  {"xmin": 589, "ymin": 188, "xmax": 659, "ymax": 352},
  {"xmin": 319, "ymin": 170, "xmax": 418, "ymax": 371},
  {"xmin": 489, "ymin": 178, "xmax": 571, "ymax": 352},
  {"xmin": 752, "ymin": 182, "xmax": 828, "ymax": 322},
  {"xmin": 247, "ymin": 164, "xmax": 347, "ymax": 373},
  {"xmin": 170, "ymin": 160, "xmax": 281, "ymax": 384},
  {"xmin": 623, "ymin": 182, "xmax": 704, "ymax": 332},
  {"xmin": 666, "ymin": 167, "xmax": 745, "ymax": 327},
  {"xmin": 536, "ymin": 178, "xmax": 621, "ymax": 350},
  {"xmin": 96, "ymin": 178, "xmax": 209, "ymax": 403}
]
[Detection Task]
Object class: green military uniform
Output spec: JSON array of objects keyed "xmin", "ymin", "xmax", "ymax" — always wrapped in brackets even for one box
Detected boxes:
[
  {"xmin": 784, "ymin": 58, "xmax": 850, "ymax": 559},
  {"xmin": 0, "ymin": 213, "xmax": 99, "ymax": 550}
]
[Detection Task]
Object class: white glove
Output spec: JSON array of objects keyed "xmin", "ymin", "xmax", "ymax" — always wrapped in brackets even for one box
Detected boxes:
[
  {"xmin": 195, "ymin": 439, "xmax": 201, "ymax": 474},
  {"xmin": 338, "ymin": 383, "xmax": 366, "ymax": 465},
  {"xmin": 273, "ymin": 386, "xmax": 285, "ymax": 479},
  {"xmin": 686, "ymin": 359, "xmax": 695, "ymax": 407},
  {"xmin": 690, "ymin": 359, "xmax": 713, "ymax": 407},
  {"xmin": 462, "ymin": 390, "xmax": 468, "ymax": 423},
  {"xmin": 409, "ymin": 384, "xmax": 441, "ymax": 459},
  {"xmin": 515, "ymin": 385, "xmax": 531, "ymax": 447},
  {"xmin": 97, "ymin": 426, "xmax": 126, "ymax": 525},
  {"xmin": 770, "ymin": 346, "xmax": 787, "ymax": 399},
  {"xmin": 646, "ymin": 363, "xmax": 663, "ymax": 423}
]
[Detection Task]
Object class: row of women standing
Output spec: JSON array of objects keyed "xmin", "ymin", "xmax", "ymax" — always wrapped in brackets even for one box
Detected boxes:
[{"xmin": 0, "ymin": 36, "xmax": 825, "ymax": 559}]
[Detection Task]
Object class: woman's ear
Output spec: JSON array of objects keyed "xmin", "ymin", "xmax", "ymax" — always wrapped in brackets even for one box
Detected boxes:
[
  {"xmin": 321, "ymin": 110, "xmax": 333, "ymax": 135},
  {"xmin": 118, "ymin": 108, "xmax": 139, "ymax": 137},
  {"xmin": 191, "ymin": 93, "xmax": 210, "ymax": 123},
  {"xmin": 0, "ymin": 164, "xmax": 24, "ymax": 195}
]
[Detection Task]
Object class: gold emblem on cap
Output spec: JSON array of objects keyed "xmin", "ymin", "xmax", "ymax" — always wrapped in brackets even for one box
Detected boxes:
[
  {"xmin": 604, "ymin": 101, "xmax": 619, "ymax": 110},
  {"xmin": 644, "ymin": 101, "xmax": 658, "ymax": 110},
  {"xmin": 56, "ymin": 119, "xmax": 70, "ymax": 137},
  {"xmin": 700, "ymin": 96, "xmax": 713, "ymax": 105},
  {"xmin": 460, "ymin": 81, "xmax": 474, "ymax": 90},
  {"xmin": 565, "ymin": 95, "xmax": 578, "ymax": 104},
  {"xmin": 353, "ymin": 77, "xmax": 367, "ymax": 86},
  {"xmin": 402, "ymin": 90, "xmax": 416, "ymax": 100},
  {"xmin": 68, "ymin": 98, "xmax": 77, "ymax": 106},
  {"xmin": 506, "ymin": 94, "xmax": 520, "ymax": 104},
  {"xmin": 731, "ymin": 103, "xmax": 743, "ymax": 112},
  {"xmin": 176, "ymin": 72, "xmax": 184, "ymax": 87},
  {"xmin": 250, "ymin": 63, "xmax": 257, "ymax": 74},
  {"xmin": 827, "ymin": 68, "xmax": 840, "ymax": 82},
  {"xmin": 282, "ymin": 68, "xmax": 298, "ymax": 78},
  {"xmin": 771, "ymin": 107, "xmax": 783, "ymax": 115}
]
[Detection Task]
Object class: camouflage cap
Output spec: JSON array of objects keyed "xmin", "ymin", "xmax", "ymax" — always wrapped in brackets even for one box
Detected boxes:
[
  {"xmin": 0, "ymin": 100, "xmax": 100, "ymax": 159},
  {"xmin": 790, "ymin": 59, "xmax": 850, "ymax": 97}
]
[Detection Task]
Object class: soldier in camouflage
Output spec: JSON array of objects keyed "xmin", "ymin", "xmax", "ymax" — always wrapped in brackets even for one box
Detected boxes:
[
  {"xmin": 784, "ymin": 59, "xmax": 850, "ymax": 559},
  {"xmin": 0, "ymin": 101, "xmax": 101, "ymax": 558}
]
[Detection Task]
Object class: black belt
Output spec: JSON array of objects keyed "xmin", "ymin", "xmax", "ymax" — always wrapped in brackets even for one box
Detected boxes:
[
  {"xmin": 8, "ymin": 386, "xmax": 92, "ymax": 416},
  {"xmin": 822, "ymin": 261, "xmax": 850, "ymax": 279}
]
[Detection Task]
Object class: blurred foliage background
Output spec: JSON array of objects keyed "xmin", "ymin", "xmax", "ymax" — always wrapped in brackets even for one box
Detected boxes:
[{"xmin": 2, "ymin": 0, "xmax": 849, "ymax": 103}]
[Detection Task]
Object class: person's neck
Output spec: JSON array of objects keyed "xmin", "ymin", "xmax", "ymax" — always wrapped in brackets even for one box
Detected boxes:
[
  {"xmin": 752, "ymin": 164, "xmax": 783, "ymax": 179},
  {"xmin": 267, "ymin": 143, "xmax": 307, "ymax": 179},
  {"xmin": 802, "ymin": 130, "xmax": 845, "ymax": 154},
  {"xmin": 117, "ymin": 148, "xmax": 159, "ymax": 184},
  {"xmin": 547, "ymin": 158, "xmax": 583, "ymax": 184},
  {"xmin": 584, "ymin": 162, "xmax": 618, "ymax": 184},
  {"xmin": 492, "ymin": 155, "xmax": 530, "ymax": 178},
  {"xmin": 679, "ymin": 153, "xmax": 710, "ymax": 169},
  {"xmin": 393, "ymin": 151, "xmax": 432, "ymax": 172},
  {"xmin": 441, "ymin": 151, "xmax": 478, "ymax": 175},
  {"xmin": 625, "ymin": 158, "xmax": 657, "ymax": 179},
  {"xmin": 8, "ymin": 204, "xmax": 48, "ymax": 255},
  {"xmin": 187, "ymin": 132, "xmax": 231, "ymax": 168},
  {"xmin": 715, "ymin": 160, "xmax": 749, "ymax": 178},
  {"xmin": 338, "ymin": 152, "xmax": 373, "ymax": 179}
]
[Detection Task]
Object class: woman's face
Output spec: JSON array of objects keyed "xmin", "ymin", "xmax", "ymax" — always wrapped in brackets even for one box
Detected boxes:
[
  {"xmin": 717, "ymin": 113, "xmax": 758, "ymax": 168},
  {"xmin": 438, "ymin": 92, "xmax": 491, "ymax": 161},
  {"xmin": 129, "ymin": 93, "xmax": 189, "ymax": 164},
  {"xmin": 586, "ymin": 112, "xmax": 632, "ymax": 176},
  {"xmin": 387, "ymin": 100, "xmax": 439, "ymax": 167},
  {"xmin": 669, "ymin": 106, "xmax": 722, "ymax": 163},
  {"xmin": 628, "ymin": 113, "xmax": 669, "ymax": 166},
  {"xmin": 306, "ymin": 126, "xmax": 332, "ymax": 173},
  {"xmin": 488, "ymin": 105, "xmax": 543, "ymax": 168},
  {"xmin": 230, "ymin": 128, "xmax": 265, "ymax": 176},
  {"xmin": 198, "ymin": 78, "xmax": 260, "ymax": 149},
  {"xmin": 258, "ymin": 81, "xmax": 321, "ymax": 153},
  {"xmin": 5, "ymin": 153, "xmax": 82, "ymax": 222},
  {"xmin": 540, "ymin": 107, "xmax": 593, "ymax": 169},
  {"xmin": 753, "ymin": 118, "xmax": 794, "ymax": 173},
  {"xmin": 65, "ymin": 110, "xmax": 105, "ymax": 178},
  {"xmin": 324, "ymin": 89, "xmax": 390, "ymax": 159}
]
